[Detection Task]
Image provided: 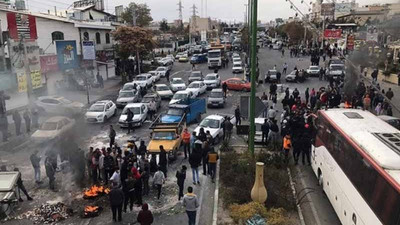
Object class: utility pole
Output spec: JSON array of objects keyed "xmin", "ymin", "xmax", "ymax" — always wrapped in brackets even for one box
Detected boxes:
[
  {"xmin": 20, "ymin": 35, "xmax": 33, "ymax": 103},
  {"xmin": 177, "ymin": 0, "xmax": 183, "ymax": 22},
  {"xmin": 132, "ymin": 7, "xmax": 140, "ymax": 74},
  {"xmin": 249, "ymin": 0, "xmax": 258, "ymax": 155},
  {"xmin": 189, "ymin": 4, "xmax": 198, "ymax": 45}
]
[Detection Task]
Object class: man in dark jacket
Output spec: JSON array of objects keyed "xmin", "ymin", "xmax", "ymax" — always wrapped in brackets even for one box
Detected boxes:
[
  {"xmin": 201, "ymin": 141, "xmax": 211, "ymax": 175},
  {"xmin": 159, "ymin": 145, "xmax": 168, "ymax": 177},
  {"xmin": 386, "ymin": 88, "xmax": 394, "ymax": 100},
  {"xmin": 197, "ymin": 128, "xmax": 207, "ymax": 142},
  {"xmin": 234, "ymin": 106, "xmax": 241, "ymax": 126},
  {"xmin": 109, "ymin": 125, "xmax": 116, "ymax": 148},
  {"xmin": 137, "ymin": 203, "xmax": 153, "ymax": 225},
  {"xmin": 207, "ymin": 148, "xmax": 219, "ymax": 183},
  {"xmin": 14, "ymin": 168, "xmax": 33, "ymax": 201},
  {"xmin": 30, "ymin": 150, "xmax": 42, "ymax": 184},
  {"xmin": 109, "ymin": 182, "xmax": 124, "ymax": 222},
  {"xmin": 189, "ymin": 141, "xmax": 202, "ymax": 185},
  {"xmin": 224, "ymin": 118, "xmax": 233, "ymax": 142},
  {"xmin": 126, "ymin": 109, "xmax": 134, "ymax": 134},
  {"xmin": 261, "ymin": 119, "xmax": 269, "ymax": 146},
  {"xmin": 222, "ymin": 82, "xmax": 228, "ymax": 98},
  {"xmin": 176, "ymin": 165, "xmax": 187, "ymax": 200},
  {"xmin": 103, "ymin": 149, "xmax": 115, "ymax": 185},
  {"xmin": 12, "ymin": 110, "xmax": 21, "ymax": 136},
  {"xmin": 23, "ymin": 109, "xmax": 31, "ymax": 133},
  {"xmin": 138, "ymin": 140, "xmax": 147, "ymax": 156},
  {"xmin": 45, "ymin": 156, "xmax": 56, "ymax": 190},
  {"xmin": 0, "ymin": 114, "xmax": 8, "ymax": 142}
]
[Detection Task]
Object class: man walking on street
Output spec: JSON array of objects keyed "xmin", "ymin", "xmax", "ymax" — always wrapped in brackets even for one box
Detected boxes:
[
  {"xmin": 189, "ymin": 141, "xmax": 202, "ymax": 185},
  {"xmin": 109, "ymin": 125, "xmax": 116, "ymax": 148},
  {"xmin": 234, "ymin": 106, "xmax": 241, "ymax": 126},
  {"xmin": 222, "ymin": 82, "xmax": 228, "ymax": 98},
  {"xmin": 182, "ymin": 128, "xmax": 191, "ymax": 159},
  {"xmin": 207, "ymin": 148, "xmax": 219, "ymax": 183},
  {"xmin": 305, "ymin": 88, "xmax": 310, "ymax": 105},
  {"xmin": 14, "ymin": 168, "xmax": 33, "ymax": 201},
  {"xmin": 224, "ymin": 118, "xmax": 233, "ymax": 142},
  {"xmin": 201, "ymin": 141, "xmax": 211, "ymax": 175},
  {"xmin": 283, "ymin": 134, "xmax": 292, "ymax": 164},
  {"xmin": 137, "ymin": 203, "xmax": 154, "ymax": 225},
  {"xmin": 261, "ymin": 119, "xmax": 269, "ymax": 146},
  {"xmin": 109, "ymin": 182, "xmax": 124, "ymax": 222},
  {"xmin": 176, "ymin": 165, "xmax": 187, "ymax": 200},
  {"xmin": 12, "ymin": 110, "xmax": 21, "ymax": 136},
  {"xmin": 159, "ymin": 145, "xmax": 168, "ymax": 178},
  {"xmin": 126, "ymin": 109, "xmax": 134, "ymax": 134},
  {"xmin": 283, "ymin": 63, "xmax": 288, "ymax": 75},
  {"xmin": 153, "ymin": 167, "xmax": 165, "ymax": 199},
  {"xmin": 45, "ymin": 156, "xmax": 56, "ymax": 190},
  {"xmin": 96, "ymin": 72, "xmax": 104, "ymax": 88},
  {"xmin": 23, "ymin": 109, "xmax": 31, "ymax": 133},
  {"xmin": 30, "ymin": 150, "xmax": 42, "ymax": 184},
  {"xmin": 183, "ymin": 186, "xmax": 199, "ymax": 225},
  {"xmin": 386, "ymin": 88, "xmax": 394, "ymax": 100},
  {"xmin": 0, "ymin": 114, "xmax": 8, "ymax": 142}
]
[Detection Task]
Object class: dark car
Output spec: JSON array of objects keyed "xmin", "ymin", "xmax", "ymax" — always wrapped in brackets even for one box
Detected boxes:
[{"xmin": 190, "ymin": 54, "xmax": 207, "ymax": 64}]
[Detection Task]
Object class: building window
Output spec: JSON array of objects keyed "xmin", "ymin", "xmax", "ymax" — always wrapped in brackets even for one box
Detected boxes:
[
  {"xmin": 83, "ymin": 32, "xmax": 89, "ymax": 41},
  {"xmin": 51, "ymin": 31, "xmax": 64, "ymax": 41},
  {"xmin": 105, "ymin": 33, "xmax": 110, "ymax": 44},
  {"xmin": 96, "ymin": 32, "xmax": 101, "ymax": 44}
]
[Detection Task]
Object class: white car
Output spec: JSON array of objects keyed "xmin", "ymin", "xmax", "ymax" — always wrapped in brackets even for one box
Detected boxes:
[
  {"xmin": 85, "ymin": 100, "xmax": 117, "ymax": 123},
  {"xmin": 149, "ymin": 70, "xmax": 161, "ymax": 82},
  {"xmin": 232, "ymin": 57, "xmax": 241, "ymax": 63},
  {"xmin": 232, "ymin": 62, "xmax": 244, "ymax": 73},
  {"xmin": 194, "ymin": 114, "xmax": 236, "ymax": 144},
  {"xmin": 232, "ymin": 53, "xmax": 240, "ymax": 58},
  {"xmin": 119, "ymin": 83, "xmax": 136, "ymax": 93},
  {"xmin": 118, "ymin": 103, "xmax": 148, "ymax": 128},
  {"xmin": 175, "ymin": 53, "xmax": 184, "ymax": 59},
  {"xmin": 170, "ymin": 78, "xmax": 187, "ymax": 92},
  {"xmin": 116, "ymin": 90, "xmax": 139, "ymax": 108},
  {"xmin": 32, "ymin": 116, "xmax": 75, "ymax": 142},
  {"xmin": 169, "ymin": 90, "xmax": 192, "ymax": 105},
  {"xmin": 306, "ymin": 66, "xmax": 320, "ymax": 77},
  {"xmin": 156, "ymin": 67, "xmax": 169, "ymax": 77},
  {"xmin": 155, "ymin": 84, "xmax": 174, "ymax": 99},
  {"xmin": 204, "ymin": 73, "xmax": 221, "ymax": 89},
  {"xmin": 166, "ymin": 54, "xmax": 175, "ymax": 62},
  {"xmin": 186, "ymin": 81, "xmax": 207, "ymax": 97},
  {"xmin": 133, "ymin": 74, "xmax": 153, "ymax": 88},
  {"xmin": 285, "ymin": 70, "xmax": 297, "ymax": 82},
  {"xmin": 35, "ymin": 96, "xmax": 84, "ymax": 115}
]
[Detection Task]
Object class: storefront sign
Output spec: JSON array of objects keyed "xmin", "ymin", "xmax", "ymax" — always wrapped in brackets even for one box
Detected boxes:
[
  {"xmin": 7, "ymin": 12, "xmax": 37, "ymax": 40},
  {"xmin": 347, "ymin": 35, "xmax": 355, "ymax": 50},
  {"xmin": 56, "ymin": 40, "xmax": 79, "ymax": 71},
  {"xmin": 17, "ymin": 72, "xmax": 27, "ymax": 93},
  {"xmin": 40, "ymin": 55, "xmax": 59, "ymax": 73},
  {"xmin": 82, "ymin": 41, "xmax": 95, "ymax": 60},
  {"xmin": 324, "ymin": 29, "xmax": 342, "ymax": 39}
]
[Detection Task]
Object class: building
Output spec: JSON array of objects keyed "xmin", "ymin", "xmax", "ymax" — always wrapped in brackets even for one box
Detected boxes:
[{"xmin": 337, "ymin": 10, "xmax": 386, "ymax": 25}]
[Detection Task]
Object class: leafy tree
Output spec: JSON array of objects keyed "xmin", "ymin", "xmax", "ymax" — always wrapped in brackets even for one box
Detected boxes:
[
  {"xmin": 282, "ymin": 22, "xmax": 311, "ymax": 45},
  {"xmin": 159, "ymin": 19, "xmax": 170, "ymax": 32},
  {"xmin": 121, "ymin": 3, "xmax": 153, "ymax": 27}
]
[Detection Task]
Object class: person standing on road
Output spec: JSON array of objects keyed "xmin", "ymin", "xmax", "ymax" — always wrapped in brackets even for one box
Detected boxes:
[
  {"xmin": 283, "ymin": 63, "xmax": 288, "ymax": 75},
  {"xmin": 283, "ymin": 134, "xmax": 292, "ymax": 164},
  {"xmin": 166, "ymin": 70, "xmax": 170, "ymax": 82},
  {"xmin": 14, "ymin": 168, "xmax": 33, "ymax": 202},
  {"xmin": 148, "ymin": 100, "xmax": 157, "ymax": 120},
  {"xmin": 0, "ymin": 114, "xmax": 8, "ymax": 142},
  {"xmin": 224, "ymin": 118, "xmax": 233, "ymax": 142},
  {"xmin": 176, "ymin": 165, "xmax": 187, "ymax": 200},
  {"xmin": 207, "ymin": 148, "xmax": 219, "ymax": 183},
  {"xmin": 267, "ymin": 106, "xmax": 277, "ymax": 120},
  {"xmin": 23, "ymin": 109, "xmax": 31, "ymax": 133},
  {"xmin": 189, "ymin": 141, "xmax": 202, "ymax": 185},
  {"xmin": 104, "ymin": 149, "xmax": 115, "ymax": 185},
  {"xmin": 141, "ymin": 158, "xmax": 150, "ymax": 196},
  {"xmin": 183, "ymin": 186, "xmax": 199, "ymax": 225},
  {"xmin": 222, "ymin": 82, "xmax": 228, "ymax": 98},
  {"xmin": 182, "ymin": 128, "xmax": 191, "ymax": 159},
  {"xmin": 126, "ymin": 109, "xmax": 134, "ymax": 134},
  {"xmin": 190, "ymin": 131, "xmax": 197, "ymax": 154},
  {"xmin": 12, "ymin": 110, "xmax": 22, "ymax": 136},
  {"xmin": 281, "ymin": 48, "xmax": 285, "ymax": 57},
  {"xmin": 45, "ymin": 156, "xmax": 56, "ymax": 190},
  {"xmin": 201, "ymin": 141, "xmax": 211, "ymax": 175},
  {"xmin": 97, "ymin": 72, "xmax": 104, "ymax": 88},
  {"xmin": 31, "ymin": 108, "xmax": 39, "ymax": 129},
  {"xmin": 386, "ymin": 88, "xmax": 394, "ymax": 100},
  {"xmin": 30, "ymin": 150, "xmax": 42, "ymax": 184},
  {"xmin": 159, "ymin": 145, "xmax": 168, "ymax": 178},
  {"xmin": 305, "ymin": 88, "xmax": 310, "ymax": 105},
  {"xmin": 137, "ymin": 203, "xmax": 154, "ymax": 225},
  {"xmin": 153, "ymin": 166, "xmax": 165, "ymax": 199},
  {"xmin": 261, "ymin": 119, "xmax": 269, "ymax": 146},
  {"xmin": 109, "ymin": 125, "xmax": 116, "ymax": 148},
  {"xmin": 109, "ymin": 182, "xmax": 124, "ymax": 222},
  {"xmin": 234, "ymin": 106, "xmax": 241, "ymax": 126},
  {"xmin": 132, "ymin": 167, "xmax": 143, "ymax": 206}
]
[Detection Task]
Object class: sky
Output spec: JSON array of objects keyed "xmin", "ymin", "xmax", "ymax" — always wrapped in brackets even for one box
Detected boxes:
[{"xmin": 26, "ymin": 0, "xmax": 400, "ymax": 23}]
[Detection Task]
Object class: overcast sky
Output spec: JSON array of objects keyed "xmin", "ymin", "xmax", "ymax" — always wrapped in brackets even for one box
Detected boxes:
[{"xmin": 27, "ymin": 0, "xmax": 400, "ymax": 23}]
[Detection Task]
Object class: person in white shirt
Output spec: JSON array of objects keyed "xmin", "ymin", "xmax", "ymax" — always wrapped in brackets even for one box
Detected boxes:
[
  {"xmin": 98, "ymin": 149, "xmax": 105, "ymax": 181},
  {"xmin": 110, "ymin": 169, "xmax": 121, "ymax": 187},
  {"xmin": 153, "ymin": 167, "xmax": 165, "ymax": 199}
]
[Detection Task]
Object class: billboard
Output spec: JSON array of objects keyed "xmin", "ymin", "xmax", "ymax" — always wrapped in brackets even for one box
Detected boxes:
[
  {"xmin": 56, "ymin": 40, "xmax": 79, "ymax": 71},
  {"xmin": 347, "ymin": 35, "xmax": 355, "ymax": 50},
  {"xmin": 7, "ymin": 12, "xmax": 37, "ymax": 40},
  {"xmin": 40, "ymin": 55, "xmax": 58, "ymax": 73},
  {"xmin": 82, "ymin": 41, "xmax": 95, "ymax": 60},
  {"xmin": 324, "ymin": 29, "xmax": 342, "ymax": 39},
  {"xmin": 335, "ymin": 3, "xmax": 352, "ymax": 14},
  {"xmin": 321, "ymin": 3, "xmax": 335, "ymax": 17}
]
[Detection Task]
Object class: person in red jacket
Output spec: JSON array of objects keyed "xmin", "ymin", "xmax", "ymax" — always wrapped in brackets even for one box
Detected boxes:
[
  {"xmin": 137, "ymin": 203, "xmax": 154, "ymax": 225},
  {"xmin": 182, "ymin": 128, "xmax": 191, "ymax": 159}
]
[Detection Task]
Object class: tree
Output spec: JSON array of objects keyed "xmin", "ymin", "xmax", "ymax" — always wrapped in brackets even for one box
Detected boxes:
[
  {"xmin": 159, "ymin": 19, "xmax": 170, "ymax": 32},
  {"xmin": 282, "ymin": 22, "xmax": 310, "ymax": 45},
  {"xmin": 112, "ymin": 26, "xmax": 156, "ymax": 78},
  {"xmin": 121, "ymin": 3, "xmax": 153, "ymax": 27}
]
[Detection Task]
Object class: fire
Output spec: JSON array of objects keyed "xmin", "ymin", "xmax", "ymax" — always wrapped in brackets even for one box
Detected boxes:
[
  {"xmin": 84, "ymin": 206, "xmax": 99, "ymax": 213},
  {"xmin": 83, "ymin": 185, "xmax": 110, "ymax": 199},
  {"xmin": 344, "ymin": 101, "xmax": 352, "ymax": 108}
]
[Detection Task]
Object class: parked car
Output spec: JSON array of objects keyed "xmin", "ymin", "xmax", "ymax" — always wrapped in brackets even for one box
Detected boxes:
[
  {"xmin": 155, "ymin": 84, "xmax": 174, "ymax": 99},
  {"xmin": 148, "ymin": 70, "xmax": 161, "ymax": 82},
  {"xmin": 232, "ymin": 57, "xmax": 242, "ymax": 64},
  {"xmin": 265, "ymin": 70, "xmax": 278, "ymax": 83},
  {"xmin": 170, "ymin": 78, "xmax": 187, "ymax": 92},
  {"xmin": 133, "ymin": 74, "xmax": 154, "ymax": 89},
  {"xmin": 204, "ymin": 73, "xmax": 221, "ymax": 90},
  {"xmin": 306, "ymin": 66, "xmax": 320, "ymax": 77},
  {"xmin": 141, "ymin": 93, "xmax": 161, "ymax": 109},
  {"xmin": 207, "ymin": 88, "xmax": 225, "ymax": 108},
  {"xmin": 169, "ymin": 90, "xmax": 193, "ymax": 105},
  {"xmin": 116, "ymin": 90, "xmax": 139, "ymax": 108},
  {"xmin": 159, "ymin": 58, "xmax": 173, "ymax": 70},
  {"xmin": 85, "ymin": 100, "xmax": 117, "ymax": 123},
  {"xmin": 165, "ymin": 54, "xmax": 175, "ymax": 62},
  {"xmin": 119, "ymin": 83, "xmax": 136, "ymax": 93},
  {"xmin": 194, "ymin": 114, "xmax": 236, "ymax": 144},
  {"xmin": 285, "ymin": 70, "xmax": 297, "ymax": 82},
  {"xmin": 188, "ymin": 71, "xmax": 203, "ymax": 83},
  {"xmin": 178, "ymin": 54, "xmax": 189, "ymax": 62},
  {"xmin": 155, "ymin": 66, "xmax": 169, "ymax": 77},
  {"xmin": 32, "ymin": 116, "xmax": 75, "ymax": 142},
  {"xmin": 35, "ymin": 96, "xmax": 84, "ymax": 115},
  {"xmin": 223, "ymin": 78, "xmax": 251, "ymax": 91},
  {"xmin": 118, "ymin": 103, "xmax": 148, "ymax": 128},
  {"xmin": 186, "ymin": 81, "xmax": 207, "ymax": 97},
  {"xmin": 232, "ymin": 62, "xmax": 244, "ymax": 73},
  {"xmin": 327, "ymin": 64, "xmax": 345, "ymax": 80},
  {"xmin": 378, "ymin": 115, "xmax": 400, "ymax": 130},
  {"xmin": 175, "ymin": 52, "xmax": 184, "ymax": 59}
]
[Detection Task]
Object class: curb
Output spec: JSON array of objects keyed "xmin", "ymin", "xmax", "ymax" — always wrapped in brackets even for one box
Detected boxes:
[
  {"xmin": 211, "ymin": 148, "xmax": 221, "ymax": 225},
  {"xmin": 287, "ymin": 167, "xmax": 306, "ymax": 225}
]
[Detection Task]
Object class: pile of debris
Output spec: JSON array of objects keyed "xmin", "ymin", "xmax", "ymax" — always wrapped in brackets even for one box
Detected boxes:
[
  {"xmin": 83, "ymin": 185, "xmax": 110, "ymax": 199},
  {"xmin": 20, "ymin": 202, "xmax": 73, "ymax": 224}
]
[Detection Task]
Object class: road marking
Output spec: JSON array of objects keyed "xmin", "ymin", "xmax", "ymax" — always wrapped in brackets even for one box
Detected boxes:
[
  {"xmin": 287, "ymin": 167, "xmax": 306, "ymax": 225},
  {"xmin": 212, "ymin": 148, "xmax": 221, "ymax": 225}
]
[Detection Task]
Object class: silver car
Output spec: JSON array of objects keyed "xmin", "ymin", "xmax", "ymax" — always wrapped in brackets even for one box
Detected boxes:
[
  {"xmin": 116, "ymin": 90, "xmax": 139, "ymax": 108},
  {"xmin": 207, "ymin": 89, "xmax": 225, "ymax": 108}
]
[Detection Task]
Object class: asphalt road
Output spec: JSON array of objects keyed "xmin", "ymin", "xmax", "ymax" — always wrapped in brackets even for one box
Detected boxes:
[{"xmin": 1, "ymin": 46, "xmax": 341, "ymax": 225}]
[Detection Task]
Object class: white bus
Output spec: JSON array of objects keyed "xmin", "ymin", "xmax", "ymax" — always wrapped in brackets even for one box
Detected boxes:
[{"xmin": 312, "ymin": 109, "xmax": 400, "ymax": 225}]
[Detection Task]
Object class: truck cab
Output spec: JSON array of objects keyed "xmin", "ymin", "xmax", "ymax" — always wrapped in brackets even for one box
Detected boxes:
[
  {"xmin": 162, "ymin": 98, "xmax": 206, "ymax": 124},
  {"xmin": 208, "ymin": 49, "xmax": 222, "ymax": 69},
  {"xmin": 148, "ymin": 118, "xmax": 183, "ymax": 160}
]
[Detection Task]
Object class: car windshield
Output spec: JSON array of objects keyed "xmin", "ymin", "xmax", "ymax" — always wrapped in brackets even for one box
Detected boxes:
[
  {"xmin": 205, "ymin": 75, "xmax": 216, "ymax": 80},
  {"xmin": 119, "ymin": 91, "xmax": 135, "ymax": 98},
  {"xmin": 41, "ymin": 122, "xmax": 58, "ymax": 130},
  {"xmin": 331, "ymin": 65, "xmax": 344, "ymax": 71},
  {"xmin": 89, "ymin": 105, "xmax": 105, "ymax": 112},
  {"xmin": 269, "ymin": 71, "xmax": 277, "ymax": 75},
  {"xmin": 208, "ymin": 52, "xmax": 220, "ymax": 58},
  {"xmin": 122, "ymin": 84, "xmax": 134, "ymax": 90},
  {"xmin": 136, "ymin": 76, "xmax": 147, "ymax": 81},
  {"xmin": 167, "ymin": 108, "xmax": 184, "ymax": 116},
  {"xmin": 210, "ymin": 92, "xmax": 223, "ymax": 98},
  {"xmin": 142, "ymin": 97, "xmax": 154, "ymax": 103},
  {"xmin": 59, "ymin": 98, "xmax": 72, "ymax": 104},
  {"xmin": 172, "ymin": 79, "xmax": 184, "ymax": 84},
  {"xmin": 153, "ymin": 131, "xmax": 175, "ymax": 140},
  {"xmin": 233, "ymin": 63, "xmax": 241, "ymax": 67},
  {"xmin": 122, "ymin": 107, "xmax": 140, "ymax": 115},
  {"xmin": 173, "ymin": 93, "xmax": 187, "ymax": 99},
  {"xmin": 156, "ymin": 86, "xmax": 169, "ymax": 91},
  {"xmin": 188, "ymin": 83, "xmax": 200, "ymax": 88},
  {"xmin": 200, "ymin": 118, "xmax": 220, "ymax": 129},
  {"xmin": 191, "ymin": 72, "xmax": 201, "ymax": 77},
  {"xmin": 310, "ymin": 66, "xmax": 319, "ymax": 70},
  {"xmin": 156, "ymin": 67, "xmax": 166, "ymax": 71}
]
